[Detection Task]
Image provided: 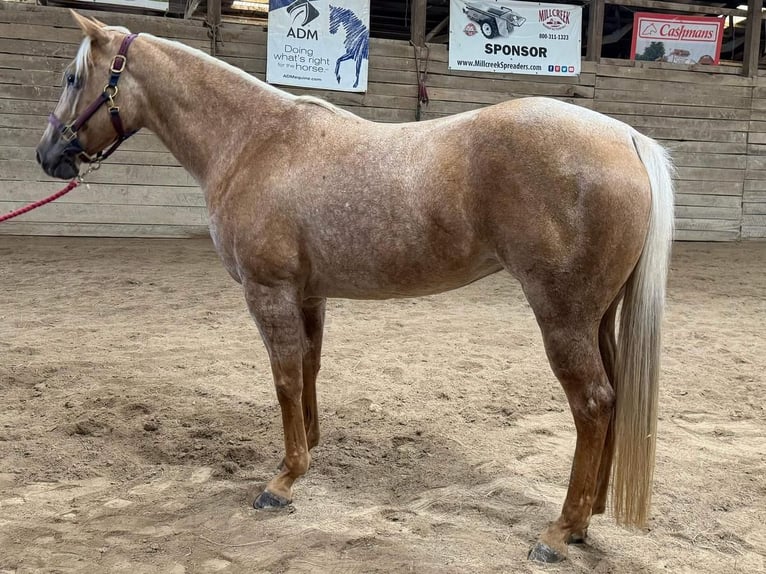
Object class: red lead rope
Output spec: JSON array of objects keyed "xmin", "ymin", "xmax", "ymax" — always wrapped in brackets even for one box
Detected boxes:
[{"xmin": 0, "ymin": 179, "xmax": 81, "ymax": 223}]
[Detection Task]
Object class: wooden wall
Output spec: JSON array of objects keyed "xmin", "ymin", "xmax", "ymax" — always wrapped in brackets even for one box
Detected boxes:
[{"xmin": 0, "ymin": 1, "xmax": 764, "ymax": 240}]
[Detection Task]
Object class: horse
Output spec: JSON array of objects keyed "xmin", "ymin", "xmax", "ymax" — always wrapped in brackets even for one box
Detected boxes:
[
  {"xmin": 36, "ymin": 12, "xmax": 674, "ymax": 563},
  {"xmin": 329, "ymin": 5, "xmax": 369, "ymax": 88}
]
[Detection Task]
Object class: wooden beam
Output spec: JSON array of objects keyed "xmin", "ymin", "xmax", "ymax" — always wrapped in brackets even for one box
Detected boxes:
[
  {"xmin": 425, "ymin": 16, "xmax": 449, "ymax": 43},
  {"xmin": 411, "ymin": 0, "xmax": 427, "ymax": 47},
  {"xmin": 586, "ymin": 0, "xmax": 605, "ymax": 62},
  {"xmin": 605, "ymin": 0, "xmax": 748, "ymax": 18},
  {"xmin": 743, "ymin": 0, "xmax": 764, "ymax": 76},
  {"xmin": 208, "ymin": 0, "xmax": 222, "ymax": 55}
]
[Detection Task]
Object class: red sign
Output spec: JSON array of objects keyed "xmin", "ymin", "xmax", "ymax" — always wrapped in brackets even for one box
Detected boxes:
[{"xmin": 630, "ymin": 13, "xmax": 724, "ymax": 65}]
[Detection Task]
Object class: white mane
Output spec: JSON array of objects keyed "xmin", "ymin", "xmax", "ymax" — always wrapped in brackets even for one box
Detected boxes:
[
  {"xmin": 73, "ymin": 25, "xmax": 131, "ymax": 80},
  {"xmin": 145, "ymin": 33, "xmax": 357, "ymax": 118}
]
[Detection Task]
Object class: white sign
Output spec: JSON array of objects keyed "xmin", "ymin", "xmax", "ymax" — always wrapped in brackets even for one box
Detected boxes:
[
  {"xmin": 449, "ymin": 0, "xmax": 582, "ymax": 76},
  {"xmin": 267, "ymin": 0, "xmax": 370, "ymax": 92},
  {"xmin": 631, "ymin": 13, "xmax": 724, "ymax": 65}
]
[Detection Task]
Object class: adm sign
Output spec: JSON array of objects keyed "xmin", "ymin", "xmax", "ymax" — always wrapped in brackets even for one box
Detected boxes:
[{"xmin": 267, "ymin": 0, "xmax": 370, "ymax": 92}]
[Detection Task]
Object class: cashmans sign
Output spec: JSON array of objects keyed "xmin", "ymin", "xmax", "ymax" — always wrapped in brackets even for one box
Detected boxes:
[
  {"xmin": 449, "ymin": 0, "xmax": 582, "ymax": 76},
  {"xmin": 630, "ymin": 13, "xmax": 724, "ymax": 65}
]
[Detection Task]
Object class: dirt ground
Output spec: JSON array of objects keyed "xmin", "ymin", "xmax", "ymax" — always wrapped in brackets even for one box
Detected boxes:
[{"xmin": 0, "ymin": 237, "xmax": 764, "ymax": 574}]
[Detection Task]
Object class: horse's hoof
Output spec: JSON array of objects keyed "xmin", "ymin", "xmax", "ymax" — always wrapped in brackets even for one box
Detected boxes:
[
  {"xmin": 253, "ymin": 489, "xmax": 291, "ymax": 511},
  {"xmin": 568, "ymin": 530, "xmax": 587, "ymax": 545},
  {"xmin": 528, "ymin": 541, "xmax": 567, "ymax": 563}
]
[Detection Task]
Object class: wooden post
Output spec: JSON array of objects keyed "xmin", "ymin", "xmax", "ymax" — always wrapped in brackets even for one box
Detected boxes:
[
  {"xmin": 208, "ymin": 0, "xmax": 222, "ymax": 56},
  {"xmin": 411, "ymin": 0, "xmax": 427, "ymax": 47},
  {"xmin": 586, "ymin": 0, "xmax": 605, "ymax": 62},
  {"xmin": 743, "ymin": 0, "xmax": 763, "ymax": 77}
]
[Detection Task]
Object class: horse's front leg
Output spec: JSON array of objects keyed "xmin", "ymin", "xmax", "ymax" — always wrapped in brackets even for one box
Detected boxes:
[
  {"xmin": 245, "ymin": 282, "xmax": 310, "ymax": 510},
  {"xmin": 353, "ymin": 53, "xmax": 363, "ymax": 88},
  {"xmin": 335, "ymin": 52, "xmax": 353, "ymax": 83},
  {"xmin": 301, "ymin": 298, "xmax": 326, "ymax": 451}
]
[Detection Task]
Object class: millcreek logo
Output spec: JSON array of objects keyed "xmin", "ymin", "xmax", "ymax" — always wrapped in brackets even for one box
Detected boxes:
[
  {"xmin": 464, "ymin": 22, "xmax": 478, "ymax": 36},
  {"xmin": 286, "ymin": 0, "xmax": 319, "ymax": 38},
  {"xmin": 539, "ymin": 8, "xmax": 571, "ymax": 30}
]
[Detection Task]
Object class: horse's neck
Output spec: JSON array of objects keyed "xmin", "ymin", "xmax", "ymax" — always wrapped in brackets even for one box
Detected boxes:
[{"xmin": 132, "ymin": 36, "xmax": 294, "ymax": 188}]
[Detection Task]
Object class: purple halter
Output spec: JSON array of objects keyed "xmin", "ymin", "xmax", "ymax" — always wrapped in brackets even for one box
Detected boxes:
[{"xmin": 48, "ymin": 33, "xmax": 140, "ymax": 163}]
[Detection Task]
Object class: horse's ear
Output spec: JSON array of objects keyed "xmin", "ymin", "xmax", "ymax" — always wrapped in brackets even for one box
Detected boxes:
[{"xmin": 70, "ymin": 10, "xmax": 109, "ymax": 44}]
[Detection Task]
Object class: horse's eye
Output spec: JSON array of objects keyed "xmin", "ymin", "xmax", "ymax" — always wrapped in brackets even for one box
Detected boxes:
[{"xmin": 65, "ymin": 73, "xmax": 76, "ymax": 87}]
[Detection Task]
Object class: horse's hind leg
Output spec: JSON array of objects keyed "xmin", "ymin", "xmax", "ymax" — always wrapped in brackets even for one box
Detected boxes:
[
  {"xmin": 528, "ymin": 318, "xmax": 615, "ymax": 562},
  {"xmin": 592, "ymin": 297, "xmax": 620, "ymax": 517},
  {"xmin": 245, "ymin": 282, "xmax": 311, "ymax": 510}
]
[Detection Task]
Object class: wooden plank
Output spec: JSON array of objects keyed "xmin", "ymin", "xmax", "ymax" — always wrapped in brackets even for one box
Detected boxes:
[
  {"xmin": 0, "ymin": 160, "xmax": 196, "ymax": 187},
  {"xmin": 674, "ymin": 166, "xmax": 745, "ymax": 181},
  {"xmin": 674, "ymin": 205, "xmax": 742, "ymax": 220},
  {"xmin": 595, "ymin": 63, "xmax": 754, "ymax": 87},
  {"xmin": 0, "ymin": 128, "xmax": 170, "ymax": 152},
  {"xmin": 741, "ymin": 226, "xmax": 766, "ymax": 238},
  {"xmin": 744, "ymin": 203, "xmax": 766, "ymax": 214},
  {"xmin": 0, "ymin": 222, "xmax": 210, "ymax": 238},
  {"xmin": 674, "ymin": 179, "xmax": 744, "ymax": 195},
  {"xmin": 0, "ymin": 99, "xmax": 51, "ymax": 116},
  {"xmin": 0, "ymin": 53, "xmax": 70, "ymax": 73},
  {"xmin": 666, "ymin": 141, "xmax": 747, "ymax": 155},
  {"xmin": 1, "ymin": 181, "xmax": 204, "ymax": 207},
  {"xmin": 674, "ymin": 218, "xmax": 741, "ymax": 231},
  {"xmin": 586, "ymin": 0, "xmax": 605, "ymax": 62},
  {"xmin": 596, "ymin": 76, "xmax": 752, "ymax": 99},
  {"xmin": 0, "ymin": 38, "xmax": 78, "ymax": 60},
  {"xmin": 599, "ymin": 57, "xmax": 744, "ymax": 75},
  {"xmin": 675, "ymin": 229, "xmax": 741, "ymax": 241},
  {"xmin": 746, "ymin": 154, "xmax": 766, "ymax": 169},
  {"xmin": 674, "ymin": 194, "xmax": 743, "ymax": 208},
  {"xmin": 605, "ymin": 0, "xmax": 747, "ymax": 17},
  {"xmin": 0, "ymin": 201, "xmax": 208, "ymax": 225},
  {"xmin": 411, "ymin": 0, "xmax": 427, "ymax": 47},
  {"xmin": 595, "ymin": 88, "xmax": 750, "ymax": 109},
  {"xmin": 743, "ymin": 214, "xmax": 766, "ymax": 225},
  {"xmin": 0, "ymin": 83, "xmax": 72, "ymax": 102},
  {"xmin": 609, "ymin": 114, "xmax": 749, "ymax": 133},
  {"xmin": 0, "ymin": 69, "xmax": 64, "ymax": 87},
  {"xmin": 636, "ymin": 127, "xmax": 747, "ymax": 143},
  {"xmin": 594, "ymin": 101, "xmax": 751, "ymax": 121},
  {"xmin": 743, "ymin": 0, "xmax": 764, "ymax": 77},
  {"xmin": 0, "ymin": 146, "xmax": 180, "ymax": 167},
  {"xmin": 0, "ymin": 3, "xmax": 210, "ymax": 40},
  {"xmin": 670, "ymin": 153, "xmax": 747, "ymax": 170}
]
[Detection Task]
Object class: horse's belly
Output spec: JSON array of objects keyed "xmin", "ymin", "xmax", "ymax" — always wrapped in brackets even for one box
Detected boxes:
[{"xmin": 306, "ymin": 255, "xmax": 503, "ymax": 300}]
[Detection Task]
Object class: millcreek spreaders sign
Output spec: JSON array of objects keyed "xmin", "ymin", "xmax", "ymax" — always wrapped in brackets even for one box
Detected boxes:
[
  {"xmin": 449, "ymin": 0, "xmax": 582, "ymax": 76},
  {"xmin": 630, "ymin": 13, "xmax": 724, "ymax": 65}
]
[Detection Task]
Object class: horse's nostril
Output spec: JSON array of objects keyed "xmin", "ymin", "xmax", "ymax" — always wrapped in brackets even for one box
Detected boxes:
[{"xmin": 36, "ymin": 148, "xmax": 42, "ymax": 165}]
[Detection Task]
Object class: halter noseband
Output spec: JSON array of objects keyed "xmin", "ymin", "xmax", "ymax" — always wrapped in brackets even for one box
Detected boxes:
[{"xmin": 48, "ymin": 33, "xmax": 140, "ymax": 164}]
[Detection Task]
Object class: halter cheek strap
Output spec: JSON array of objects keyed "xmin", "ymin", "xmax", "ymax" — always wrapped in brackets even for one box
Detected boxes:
[{"xmin": 49, "ymin": 33, "xmax": 140, "ymax": 164}]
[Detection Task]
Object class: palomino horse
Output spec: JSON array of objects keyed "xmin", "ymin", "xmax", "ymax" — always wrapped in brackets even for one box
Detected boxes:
[{"xmin": 36, "ymin": 12, "xmax": 674, "ymax": 563}]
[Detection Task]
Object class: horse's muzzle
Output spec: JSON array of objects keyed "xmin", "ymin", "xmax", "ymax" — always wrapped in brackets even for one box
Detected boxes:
[{"xmin": 36, "ymin": 139, "xmax": 80, "ymax": 180}]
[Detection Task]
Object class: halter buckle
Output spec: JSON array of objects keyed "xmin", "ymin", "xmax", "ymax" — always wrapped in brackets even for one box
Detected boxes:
[
  {"xmin": 110, "ymin": 54, "xmax": 127, "ymax": 74},
  {"xmin": 61, "ymin": 124, "xmax": 77, "ymax": 142}
]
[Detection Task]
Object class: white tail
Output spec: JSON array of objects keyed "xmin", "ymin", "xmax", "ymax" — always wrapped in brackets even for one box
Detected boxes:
[{"xmin": 611, "ymin": 132, "xmax": 674, "ymax": 526}]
